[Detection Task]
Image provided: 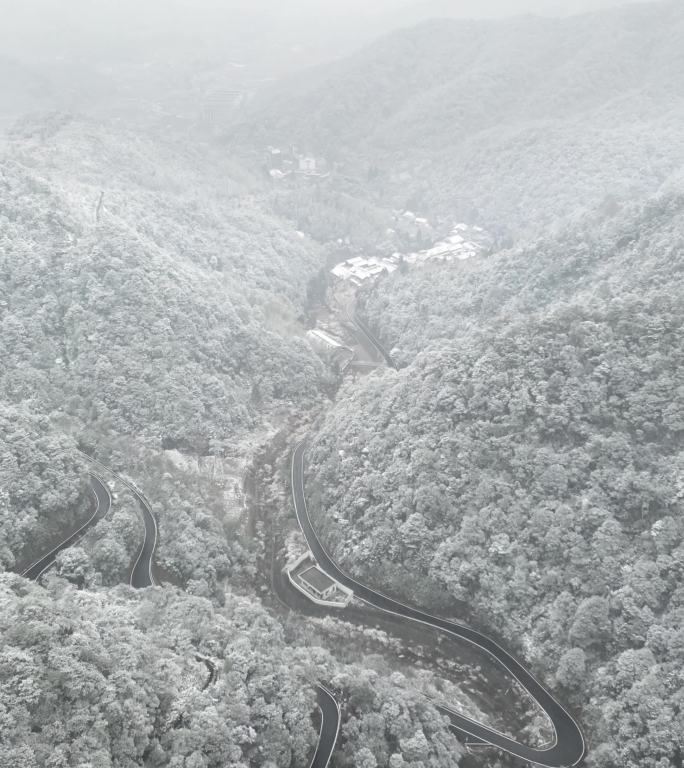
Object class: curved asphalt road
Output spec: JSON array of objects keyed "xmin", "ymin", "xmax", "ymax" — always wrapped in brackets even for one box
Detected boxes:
[
  {"xmin": 22, "ymin": 473, "xmax": 112, "ymax": 581},
  {"xmin": 196, "ymin": 655, "xmax": 219, "ymax": 690},
  {"xmin": 309, "ymin": 685, "xmax": 341, "ymax": 768},
  {"xmin": 129, "ymin": 491, "xmax": 158, "ymax": 589},
  {"xmin": 76, "ymin": 451, "xmax": 158, "ymax": 588},
  {"xmin": 292, "ymin": 441, "xmax": 586, "ymax": 767}
]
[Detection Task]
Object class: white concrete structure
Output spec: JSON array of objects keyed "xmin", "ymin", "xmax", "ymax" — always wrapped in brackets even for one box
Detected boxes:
[
  {"xmin": 306, "ymin": 329, "xmax": 344, "ymax": 349},
  {"xmin": 300, "ymin": 566, "xmax": 337, "ymax": 600},
  {"xmin": 285, "ymin": 553, "xmax": 353, "ymax": 608}
]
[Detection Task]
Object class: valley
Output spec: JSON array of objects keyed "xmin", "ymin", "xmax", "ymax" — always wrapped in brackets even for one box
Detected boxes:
[{"xmin": 1, "ymin": 3, "xmax": 683, "ymax": 768}]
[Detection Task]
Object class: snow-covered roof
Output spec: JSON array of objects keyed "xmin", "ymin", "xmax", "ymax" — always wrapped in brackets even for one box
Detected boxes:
[
  {"xmin": 307, "ymin": 329, "xmax": 343, "ymax": 348},
  {"xmin": 300, "ymin": 566, "xmax": 337, "ymax": 593},
  {"xmin": 330, "ymin": 223, "xmax": 488, "ymax": 285}
]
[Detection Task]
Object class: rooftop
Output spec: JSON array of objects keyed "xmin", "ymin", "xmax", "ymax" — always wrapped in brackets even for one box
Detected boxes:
[
  {"xmin": 307, "ymin": 329, "xmax": 344, "ymax": 348},
  {"xmin": 300, "ymin": 565, "xmax": 337, "ymax": 594}
]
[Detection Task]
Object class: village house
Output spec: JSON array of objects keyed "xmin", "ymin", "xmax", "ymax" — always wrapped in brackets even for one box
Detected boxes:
[
  {"xmin": 297, "ymin": 155, "xmax": 317, "ymax": 174},
  {"xmin": 265, "ymin": 146, "xmax": 328, "ymax": 179}
]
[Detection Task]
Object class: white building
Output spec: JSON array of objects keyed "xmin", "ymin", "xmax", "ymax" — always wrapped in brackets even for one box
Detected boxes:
[
  {"xmin": 331, "ymin": 256, "xmax": 397, "ymax": 283},
  {"xmin": 306, "ymin": 329, "xmax": 345, "ymax": 350},
  {"xmin": 285, "ymin": 554, "xmax": 353, "ymax": 607},
  {"xmin": 299, "ymin": 566, "xmax": 338, "ymax": 600},
  {"xmin": 298, "ymin": 155, "xmax": 317, "ymax": 174}
]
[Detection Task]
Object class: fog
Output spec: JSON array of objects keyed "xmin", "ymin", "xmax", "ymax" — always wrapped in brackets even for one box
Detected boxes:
[
  {"xmin": 1, "ymin": 0, "xmax": 682, "ymax": 765},
  {"xmin": 0, "ymin": 0, "xmax": 657, "ymax": 67},
  {"xmin": 0, "ymin": 0, "xmax": 660, "ymax": 124}
]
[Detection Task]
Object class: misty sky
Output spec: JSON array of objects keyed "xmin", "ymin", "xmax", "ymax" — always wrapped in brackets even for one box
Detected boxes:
[
  {"xmin": 0, "ymin": 0, "xmax": 660, "ymax": 119},
  {"xmin": 0, "ymin": 0, "xmax": 657, "ymax": 56}
]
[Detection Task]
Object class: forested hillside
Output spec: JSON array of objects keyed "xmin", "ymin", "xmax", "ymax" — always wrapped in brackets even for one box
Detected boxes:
[
  {"xmin": 3, "ymin": 1, "xmax": 683, "ymax": 765},
  {"xmin": 359, "ymin": 184, "xmax": 684, "ymax": 362},
  {"xmin": 0, "ymin": 409, "xmax": 87, "ymax": 572},
  {"xmin": 234, "ymin": 0, "xmax": 684, "ymax": 237},
  {"xmin": 0, "ymin": 106, "xmax": 482, "ymax": 766},
  {"xmin": 306, "ymin": 188, "xmax": 684, "ymax": 767},
  {"xmin": 0, "ymin": 572, "xmax": 467, "ymax": 768},
  {"xmin": 0, "ymin": 575, "xmax": 317, "ymax": 768},
  {"xmin": 0, "ymin": 116, "xmax": 326, "ymax": 453},
  {"xmin": 0, "ymin": 112, "xmax": 335, "ymax": 593}
]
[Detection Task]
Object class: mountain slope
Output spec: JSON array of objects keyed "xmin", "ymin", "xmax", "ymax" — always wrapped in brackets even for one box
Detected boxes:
[
  {"xmin": 0, "ymin": 576, "xmax": 317, "ymax": 768},
  {"xmin": 0, "ymin": 114, "xmax": 332, "ymax": 594},
  {"xmin": 234, "ymin": 1, "xmax": 684, "ymax": 236},
  {"xmin": 306, "ymin": 189, "xmax": 684, "ymax": 767},
  {"xmin": 0, "ymin": 116, "xmax": 326, "ymax": 452}
]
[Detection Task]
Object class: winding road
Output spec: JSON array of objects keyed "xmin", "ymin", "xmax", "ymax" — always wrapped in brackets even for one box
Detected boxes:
[
  {"xmin": 129, "ymin": 489, "xmax": 158, "ymax": 589},
  {"xmin": 291, "ymin": 441, "xmax": 586, "ymax": 767},
  {"xmin": 76, "ymin": 451, "xmax": 158, "ymax": 588},
  {"xmin": 310, "ymin": 685, "xmax": 341, "ymax": 768},
  {"xmin": 22, "ymin": 473, "xmax": 111, "ymax": 581},
  {"xmin": 196, "ymin": 655, "xmax": 219, "ymax": 691},
  {"xmin": 18, "ymin": 303, "xmax": 584, "ymax": 767},
  {"xmin": 23, "ymin": 456, "xmax": 157, "ymax": 588}
]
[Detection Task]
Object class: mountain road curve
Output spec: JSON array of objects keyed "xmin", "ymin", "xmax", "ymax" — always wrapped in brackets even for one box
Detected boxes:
[
  {"xmin": 76, "ymin": 451, "xmax": 158, "ymax": 588},
  {"xmin": 309, "ymin": 685, "xmax": 341, "ymax": 768},
  {"xmin": 22, "ymin": 473, "xmax": 112, "ymax": 581},
  {"xmin": 291, "ymin": 440, "xmax": 586, "ymax": 767}
]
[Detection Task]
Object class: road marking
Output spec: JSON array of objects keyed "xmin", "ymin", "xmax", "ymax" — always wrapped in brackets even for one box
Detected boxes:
[
  {"xmin": 22, "ymin": 475, "xmax": 110, "ymax": 581},
  {"xmin": 309, "ymin": 684, "xmax": 340, "ymax": 768},
  {"xmin": 291, "ymin": 442, "xmax": 586, "ymax": 767},
  {"xmin": 76, "ymin": 452, "xmax": 158, "ymax": 588}
]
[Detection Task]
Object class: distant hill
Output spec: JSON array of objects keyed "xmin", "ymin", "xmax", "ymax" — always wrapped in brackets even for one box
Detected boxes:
[
  {"xmin": 232, "ymin": 0, "xmax": 684, "ymax": 237},
  {"xmin": 0, "ymin": 56, "xmax": 57, "ymax": 119},
  {"xmin": 392, "ymin": 0, "xmax": 658, "ymax": 23}
]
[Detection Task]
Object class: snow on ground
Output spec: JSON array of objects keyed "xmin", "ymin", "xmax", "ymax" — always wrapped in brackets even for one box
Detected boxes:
[
  {"xmin": 163, "ymin": 425, "xmax": 277, "ymax": 524},
  {"xmin": 283, "ymin": 529, "xmax": 309, "ymax": 568},
  {"xmin": 330, "ymin": 222, "xmax": 492, "ymax": 287}
]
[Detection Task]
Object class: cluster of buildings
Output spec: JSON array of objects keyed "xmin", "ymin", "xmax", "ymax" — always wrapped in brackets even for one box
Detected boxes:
[
  {"xmin": 405, "ymin": 223, "xmax": 489, "ymax": 263},
  {"xmin": 331, "ymin": 255, "xmax": 400, "ymax": 286},
  {"xmin": 265, "ymin": 146, "xmax": 329, "ymax": 179},
  {"xmin": 330, "ymin": 221, "xmax": 491, "ymax": 287}
]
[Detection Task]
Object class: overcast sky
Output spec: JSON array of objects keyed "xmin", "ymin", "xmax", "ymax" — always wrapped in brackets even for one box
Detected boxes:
[
  {"xmin": 0, "ymin": 0, "xmax": 660, "ymax": 98},
  {"xmin": 0, "ymin": 0, "xmax": 657, "ymax": 53}
]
